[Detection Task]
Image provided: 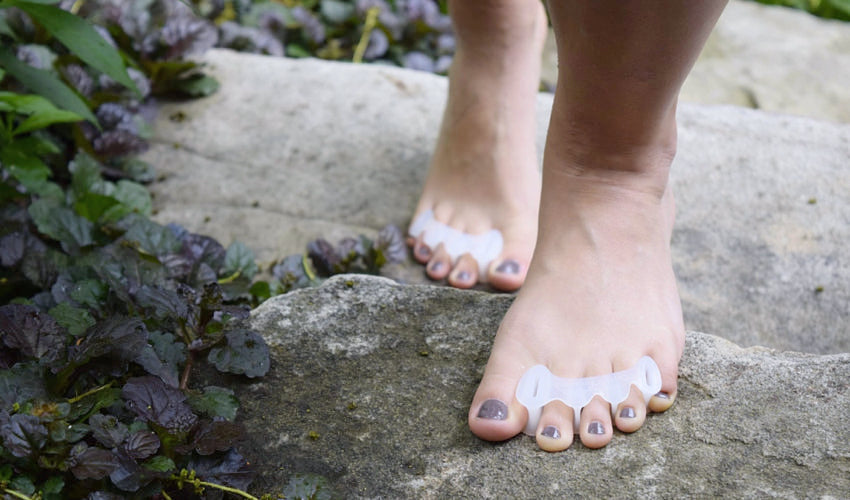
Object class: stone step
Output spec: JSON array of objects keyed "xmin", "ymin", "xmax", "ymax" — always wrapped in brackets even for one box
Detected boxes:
[
  {"xmin": 144, "ymin": 49, "xmax": 850, "ymax": 355},
  {"xmin": 228, "ymin": 274, "xmax": 850, "ymax": 498}
]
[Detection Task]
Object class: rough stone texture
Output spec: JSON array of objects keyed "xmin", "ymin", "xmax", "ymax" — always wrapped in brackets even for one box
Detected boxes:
[
  {"xmin": 230, "ymin": 275, "xmax": 850, "ymax": 498},
  {"xmin": 143, "ymin": 49, "xmax": 850, "ymax": 354},
  {"xmin": 542, "ymin": 0, "xmax": 850, "ymax": 124}
]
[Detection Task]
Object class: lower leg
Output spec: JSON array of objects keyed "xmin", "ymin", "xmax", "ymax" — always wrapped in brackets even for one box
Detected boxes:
[
  {"xmin": 469, "ymin": 0, "xmax": 727, "ymax": 451},
  {"xmin": 408, "ymin": 0, "xmax": 547, "ymax": 291}
]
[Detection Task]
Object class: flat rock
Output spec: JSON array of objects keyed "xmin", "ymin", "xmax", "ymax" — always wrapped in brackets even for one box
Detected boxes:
[
  {"xmin": 143, "ymin": 49, "xmax": 850, "ymax": 354},
  {"xmin": 228, "ymin": 275, "xmax": 850, "ymax": 498}
]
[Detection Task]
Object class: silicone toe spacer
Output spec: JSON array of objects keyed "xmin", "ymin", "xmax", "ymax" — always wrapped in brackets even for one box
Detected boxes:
[
  {"xmin": 408, "ymin": 210, "xmax": 504, "ymax": 280},
  {"xmin": 515, "ymin": 356, "xmax": 663, "ymax": 435}
]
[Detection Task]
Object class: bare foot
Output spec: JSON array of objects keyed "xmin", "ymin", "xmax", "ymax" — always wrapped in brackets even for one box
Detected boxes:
[
  {"xmin": 408, "ymin": 1, "xmax": 547, "ymax": 291},
  {"xmin": 468, "ymin": 131, "xmax": 684, "ymax": 451}
]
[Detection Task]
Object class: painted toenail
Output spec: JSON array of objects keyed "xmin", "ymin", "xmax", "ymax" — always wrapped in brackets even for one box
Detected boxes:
[
  {"xmin": 541, "ymin": 425, "xmax": 560, "ymax": 439},
  {"xmin": 588, "ymin": 421, "xmax": 605, "ymax": 435},
  {"xmin": 417, "ymin": 245, "xmax": 431, "ymax": 258},
  {"xmin": 495, "ymin": 259, "xmax": 520, "ymax": 275},
  {"xmin": 477, "ymin": 399, "xmax": 508, "ymax": 420},
  {"xmin": 619, "ymin": 407, "xmax": 636, "ymax": 419},
  {"xmin": 428, "ymin": 261, "xmax": 444, "ymax": 272},
  {"xmin": 655, "ymin": 391, "xmax": 670, "ymax": 399},
  {"xmin": 457, "ymin": 270, "xmax": 471, "ymax": 282}
]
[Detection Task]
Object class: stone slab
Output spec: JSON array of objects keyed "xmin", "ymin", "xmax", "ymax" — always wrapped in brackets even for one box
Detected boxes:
[
  {"xmin": 542, "ymin": 0, "xmax": 850, "ymax": 123},
  {"xmin": 227, "ymin": 275, "xmax": 850, "ymax": 498},
  {"xmin": 143, "ymin": 49, "xmax": 850, "ymax": 354}
]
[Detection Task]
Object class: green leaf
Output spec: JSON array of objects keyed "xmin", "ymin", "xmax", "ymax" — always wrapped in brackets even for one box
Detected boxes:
[
  {"xmin": 29, "ymin": 199, "xmax": 95, "ymax": 251},
  {"xmin": 207, "ymin": 329, "xmax": 270, "ymax": 378},
  {"xmin": 173, "ymin": 74, "xmax": 219, "ymax": 97},
  {"xmin": 187, "ymin": 386, "xmax": 239, "ymax": 421},
  {"xmin": 282, "ymin": 473, "xmax": 332, "ymax": 500},
  {"xmin": 74, "ymin": 192, "xmax": 125, "ymax": 222},
  {"xmin": 113, "ymin": 180, "xmax": 153, "ymax": 216},
  {"xmin": 12, "ymin": 2, "xmax": 140, "ymax": 95},
  {"xmin": 0, "ymin": 91, "xmax": 81, "ymax": 134},
  {"xmin": 48, "ymin": 302, "xmax": 95, "ymax": 336},
  {"xmin": 143, "ymin": 455, "xmax": 176, "ymax": 473},
  {"xmin": 223, "ymin": 241, "xmax": 258, "ymax": 280},
  {"xmin": 68, "ymin": 278, "xmax": 107, "ymax": 309},
  {"xmin": 120, "ymin": 214, "xmax": 182, "ymax": 256},
  {"xmin": 0, "ymin": 47, "xmax": 97, "ymax": 125},
  {"xmin": 42, "ymin": 476, "xmax": 64, "ymax": 498},
  {"xmin": 9, "ymin": 475, "xmax": 37, "ymax": 496}
]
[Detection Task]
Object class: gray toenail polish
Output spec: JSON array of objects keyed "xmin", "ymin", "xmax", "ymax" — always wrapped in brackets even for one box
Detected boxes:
[
  {"xmin": 496, "ymin": 259, "xmax": 520, "ymax": 275},
  {"xmin": 457, "ymin": 270, "xmax": 471, "ymax": 282},
  {"xmin": 541, "ymin": 426, "xmax": 560, "ymax": 439},
  {"xmin": 588, "ymin": 421, "xmax": 605, "ymax": 435},
  {"xmin": 655, "ymin": 391, "xmax": 670, "ymax": 399},
  {"xmin": 620, "ymin": 407, "xmax": 636, "ymax": 419},
  {"xmin": 429, "ymin": 261, "xmax": 444, "ymax": 273},
  {"xmin": 417, "ymin": 245, "xmax": 431, "ymax": 258},
  {"xmin": 477, "ymin": 399, "xmax": 508, "ymax": 420}
]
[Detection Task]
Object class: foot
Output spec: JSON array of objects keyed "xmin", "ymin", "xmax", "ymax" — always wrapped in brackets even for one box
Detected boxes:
[
  {"xmin": 468, "ymin": 144, "xmax": 684, "ymax": 451},
  {"xmin": 407, "ymin": 2, "xmax": 547, "ymax": 291}
]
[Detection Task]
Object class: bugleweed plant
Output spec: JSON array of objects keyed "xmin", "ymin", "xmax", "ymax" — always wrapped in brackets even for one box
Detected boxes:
[{"xmin": 0, "ymin": 1, "xmax": 404, "ymax": 498}]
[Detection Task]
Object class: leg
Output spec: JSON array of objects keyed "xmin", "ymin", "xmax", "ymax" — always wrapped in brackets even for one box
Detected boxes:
[
  {"xmin": 408, "ymin": 0, "xmax": 547, "ymax": 291},
  {"xmin": 469, "ymin": 0, "xmax": 728, "ymax": 451}
]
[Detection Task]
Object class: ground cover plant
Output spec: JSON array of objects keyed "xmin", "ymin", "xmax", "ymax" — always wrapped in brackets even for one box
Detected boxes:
[{"xmin": 0, "ymin": 0, "xmax": 405, "ymax": 498}]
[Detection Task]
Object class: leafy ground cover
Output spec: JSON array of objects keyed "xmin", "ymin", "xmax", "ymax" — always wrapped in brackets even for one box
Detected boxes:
[{"xmin": 0, "ymin": 0, "xmax": 410, "ymax": 498}]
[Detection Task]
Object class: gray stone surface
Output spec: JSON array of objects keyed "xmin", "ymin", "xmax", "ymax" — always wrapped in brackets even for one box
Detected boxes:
[
  {"xmin": 542, "ymin": 0, "xmax": 850, "ymax": 124},
  {"xmin": 143, "ymin": 49, "xmax": 850, "ymax": 354},
  {"xmin": 229, "ymin": 275, "xmax": 850, "ymax": 498}
]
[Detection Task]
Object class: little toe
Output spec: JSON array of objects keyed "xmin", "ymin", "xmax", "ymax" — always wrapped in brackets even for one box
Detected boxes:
[
  {"xmin": 425, "ymin": 246, "xmax": 451, "ymax": 280},
  {"xmin": 648, "ymin": 388, "xmax": 677, "ymax": 413},
  {"xmin": 448, "ymin": 254, "xmax": 478, "ymax": 289},
  {"xmin": 579, "ymin": 396, "xmax": 614, "ymax": 449},
  {"xmin": 614, "ymin": 386, "xmax": 648, "ymax": 434},
  {"xmin": 535, "ymin": 401, "xmax": 575, "ymax": 452}
]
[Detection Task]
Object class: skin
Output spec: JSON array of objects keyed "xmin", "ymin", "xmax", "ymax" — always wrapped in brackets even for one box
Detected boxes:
[{"xmin": 410, "ymin": 0, "xmax": 728, "ymax": 451}]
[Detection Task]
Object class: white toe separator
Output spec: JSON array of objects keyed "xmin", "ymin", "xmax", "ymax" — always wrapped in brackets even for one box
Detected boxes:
[
  {"xmin": 408, "ymin": 210, "xmax": 504, "ymax": 279},
  {"xmin": 515, "ymin": 356, "xmax": 662, "ymax": 436}
]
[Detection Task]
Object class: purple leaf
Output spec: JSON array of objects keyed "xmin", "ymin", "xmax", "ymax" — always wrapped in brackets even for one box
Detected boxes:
[
  {"xmin": 0, "ymin": 304, "xmax": 66, "ymax": 365},
  {"xmin": 0, "ymin": 413, "xmax": 47, "ymax": 457},
  {"xmin": 122, "ymin": 376, "xmax": 198, "ymax": 432},
  {"xmin": 70, "ymin": 444, "xmax": 120, "ymax": 480}
]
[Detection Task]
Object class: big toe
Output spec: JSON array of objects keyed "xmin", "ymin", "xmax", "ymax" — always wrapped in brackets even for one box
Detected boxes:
[{"xmin": 468, "ymin": 375, "xmax": 528, "ymax": 442}]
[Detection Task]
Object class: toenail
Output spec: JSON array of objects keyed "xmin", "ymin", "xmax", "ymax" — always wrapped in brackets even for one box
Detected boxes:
[
  {"xmin": 619, "ymin": 407, "xmax": 636, "ymax": 419},
  {"xmin": 457, "ymin": 270, "xmax": 471, "ymax": 282},
  {"xmin": 655, "ymin": 391, "xmax": 670, "ymax": 400},
  {"xmin": 541, "ymin": 425, "xmax": 560, "ymax": 439},
  {"xmin": 477, "ymin": 399, "xmax": 508, "ymax": 420},
  {"xmin": 417, "ymin": 245, "xmax": 431, "ymax": 258},
  {"xmin": 495, "ymin": 259, "xmax": 520, "ymax": 275},
  {"xmin": 428, "ymin": 261, "xmax": 444, "ymax": 273},
  {"xmin": 588, "ymin": 421, "xmax": 605, "ymax": 435}
]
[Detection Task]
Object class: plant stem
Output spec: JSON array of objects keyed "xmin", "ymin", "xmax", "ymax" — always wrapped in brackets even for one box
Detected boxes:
[
  {"xmin": 180, "ymin": 351, "xmax": 194, "ymax": 390},
  {"xmin": 2, "ymin": 488, "xmax": 34, "ymax": 500},
  {"xmin": 353, "ymin": 6, "xmax": 380, "ymax": 63},
  {"xmin": 67, "ymin": 381, "xmax": 113, "ymax": 404}
]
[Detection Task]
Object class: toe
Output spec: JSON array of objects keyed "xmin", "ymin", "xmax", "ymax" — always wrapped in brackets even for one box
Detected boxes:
[
  {"xmin": 412, "ymin": 238, "xmax": 432, "ymax": 264},
  {"xmin": 648, "ymin": 354, "xmax": 679, "ymax": 413},
  {"xmin": 488, "ymin": 257, "xmax": 528, "ymax": 292},
  {"xmin": 579, "ymin": 396, "xmax": 614, "ymax": 449},
  {"xmin": 448, "ymin": 254, "xmax": 478, "ymax": 289},
  {"xmin": 535, "ymin": 401, "xmax": 575, "ymax": 452},
  {"xmin": 648, "ymin": 388, "xmax": 677, "ymax": 413},
  {"xmin": 425, "ymin": 246, "xmax": 451, "ymax": 280},
  {"xmin": 613, "ymin": 385, "xmax": 648, "ymax": 433}
]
